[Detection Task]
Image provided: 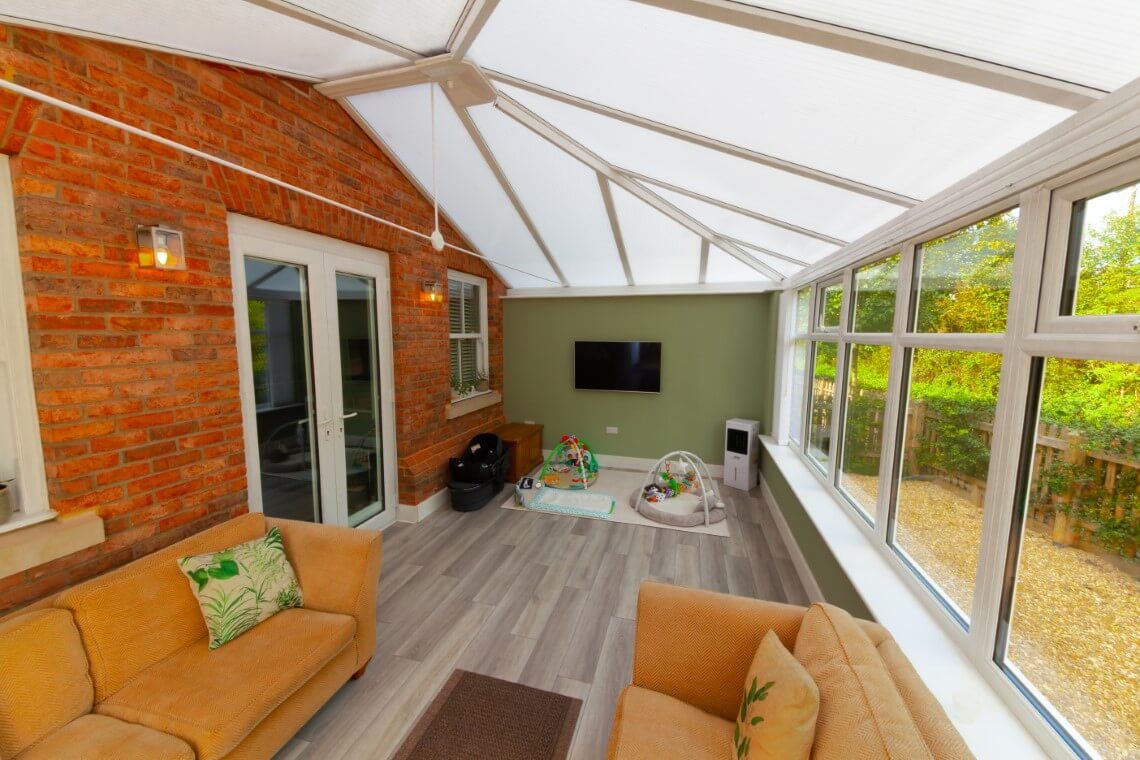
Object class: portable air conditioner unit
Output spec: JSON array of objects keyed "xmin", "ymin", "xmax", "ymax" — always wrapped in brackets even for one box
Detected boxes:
[{"xmin": 724, "ymin": 418, "xmax": 761, "ymax": 491}]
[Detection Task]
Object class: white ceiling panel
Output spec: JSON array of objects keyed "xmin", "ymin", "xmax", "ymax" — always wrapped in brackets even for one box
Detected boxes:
[
  {"xmin": 497, "ymin": 84, "xmax": 904, "ymax": 242},
  {"xmin": 277, "ymin": 0, "xmax": 467, "ymax": 55},
  {"xmin": 473, "ymin": 0, "xmax": 1074, "ymax": 199},
  {"xmin": 349, "ymin": 84, "xmax": 560, "ymax": 289},
  {"xmin": 467, "ymin": 104, "xmax": 627, "ymax": 287},
  {"xmin": 0, "ymin": 0, "xmax": 408, "ymax": 79},
  {"xmin": 611, "ymin": 185, "xmax": 700, "ymax": 286},
  {"xmin": 740, "ymin": 0, "xmax": 1140, "ymax": 92},
  {"xmin": 651, "ymin": 186, "xmax": 840, "ymax": 264},
  {"xmin": 706, "ymin": 246, "xmax": 783, "ymax": 283},
  {"xmin": 732, "ymin": 242, "xmax": 804, "ymax": 278}
]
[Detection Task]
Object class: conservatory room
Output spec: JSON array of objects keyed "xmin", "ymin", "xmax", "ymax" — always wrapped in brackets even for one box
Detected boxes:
[{"xmin": 0, "ymin": 2, "xmax": 1135, "ymax": 760}]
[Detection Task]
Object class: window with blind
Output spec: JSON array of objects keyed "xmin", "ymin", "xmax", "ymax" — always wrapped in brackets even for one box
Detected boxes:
[{"xmin": 448, "ymin": 271, "xmax": 488, "ymax": 399}]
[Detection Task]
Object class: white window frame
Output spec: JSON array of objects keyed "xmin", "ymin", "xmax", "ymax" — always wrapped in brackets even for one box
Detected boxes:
[
  {"xmin": 447, "ymin": 270, "xmax": 490, "ymax": 401},
  {"xmin": 771, "ymin": 142, "xmax": 1140, "ymax": 760},
  {"xmin": 1037, "ymin": 153, "xmax": 1140, "ymax": 336},
  {"xmin": 0, "ymin": 156, "xmax": 53, "ymax": 532}
]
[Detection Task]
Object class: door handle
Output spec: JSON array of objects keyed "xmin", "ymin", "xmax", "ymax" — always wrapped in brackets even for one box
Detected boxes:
[{"xmin": 318, "ymin": 411, "xmax": 358, "ymax": 427}]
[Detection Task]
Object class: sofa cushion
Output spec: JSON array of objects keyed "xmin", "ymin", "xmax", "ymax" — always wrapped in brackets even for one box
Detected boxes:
[
  {"xmin": 16, "ymin": 714, "xmax": 193, "ymax": 760},
  {"xmin": 734, "ymin": 630, "xmax": 818, "ymax": 760},
  {"xmin": 0, "ymin": 609, "xmax": 94, "ymax": 758},
  {"xmin": 95, "ymin": 607, "xmax": 354, "ymax": 760},
  {"xmin": 607, "ymin": 685, "xmax": 734, "ymax": 760},
  {"xmin": 874, "ymin": 639, "xmax": 974, "ymax": 759},
  {"xmin": 56, "ymin": 513, "xmax": 267, "ymax": 701},
  {"xmin": 178, "ymin": 526, "xmax": 303, "ymax": 649},
  {"xmin": 793, "ymin": 603, "xmax": 933, "ymax": 760}
]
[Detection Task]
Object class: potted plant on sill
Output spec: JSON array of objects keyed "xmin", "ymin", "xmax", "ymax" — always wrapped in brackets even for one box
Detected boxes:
[
  {"xmin": 451, "ymin": 373, "xmax": 476, "ymax": 401},
  {"xmin": 474, "ymin": 372, "xmax": 489, "ymax": 393}
]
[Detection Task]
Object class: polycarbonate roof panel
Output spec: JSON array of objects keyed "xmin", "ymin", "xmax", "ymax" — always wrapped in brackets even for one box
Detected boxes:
[
  {"xmin": 498, "ymin": 84, "xmax": 903, "ymax": 242},
  {"xmin": 733, "ymin": 243, "xmax": 804, "ymax": 278},
  {"xmin": 349, "ymin": 85, "xmax": 560, "ymax": 289},
  {"xmin": 280, "ymin": 0, "xmax": 467, "ymax": 55},
  {"xmin": 473, "ymin": 0, "xmax": 1073, "ymax": 198},
  {"xmin": 706, "ymin": 246, "xmax": 783, "ymax": 283},
  {"xmin": 0, "ymin": 0, "xmax": 407, "ymax": 79},
  {"xmin": 741, "ymin": 0, "xmax": 1140, "ymax": 91},
  {"xmin": 651, "ymin": 186, "xmax": 840, "ymax": 264},
  {"xmin": 466, "ymin": 105, "xmax": 627, "ymax": 287},
  {"xmin": 610, "ymin": 186, "xmax": 700, "ymax": 286}
]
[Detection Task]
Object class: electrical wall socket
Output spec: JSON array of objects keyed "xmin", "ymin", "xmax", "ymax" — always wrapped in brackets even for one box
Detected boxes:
[
  {"xmin": 605, "ymin": 426, "xmax": 619, "ymax": 434},
  {"xmin": 524, "ymin": 420, "xmax": 536, "ymax": 425}
]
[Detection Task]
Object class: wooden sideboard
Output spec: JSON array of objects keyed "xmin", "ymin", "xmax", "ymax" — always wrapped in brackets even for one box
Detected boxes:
[{"xmin": 497, "ymin": 423, "xmax": 543, "ymax": 484}]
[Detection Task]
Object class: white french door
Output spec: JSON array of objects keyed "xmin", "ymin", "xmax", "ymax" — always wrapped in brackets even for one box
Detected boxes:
[{"xmin": 229, "ymin": 216, "xmax": 397, "ymax": 530}]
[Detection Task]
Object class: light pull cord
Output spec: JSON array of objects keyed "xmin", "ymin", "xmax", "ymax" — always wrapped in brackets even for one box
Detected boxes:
[{"xmin": 429, "ymin": 82, "xmax": 444, "ymax": 251}]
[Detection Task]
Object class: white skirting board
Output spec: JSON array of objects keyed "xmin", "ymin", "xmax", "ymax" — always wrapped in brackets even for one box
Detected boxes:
[
  {"xmin": 760, "ymin": 477, "xmax": 825, "ymax": 603},
  {"xmin": 396, "ymin": 487, "xmax": 449, "ymax": 524},
  {"xmin": 541, "ymin": 450, "xmax": 725, "ymax": 479}
]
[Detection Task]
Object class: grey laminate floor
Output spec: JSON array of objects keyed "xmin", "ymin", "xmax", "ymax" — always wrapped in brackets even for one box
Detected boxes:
[{"xmin": 277, "ymin": 479, "xmax": 810, "ymax": 760}]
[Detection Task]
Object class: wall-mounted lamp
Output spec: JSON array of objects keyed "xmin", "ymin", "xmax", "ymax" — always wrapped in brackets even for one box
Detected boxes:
[
  {"xmin": 422, "ymin": 280, "xmax": 444, "ymax": 304},
  {"xmin": 136, "ymin": 225, "xmax": 186, "ymax": 271}
]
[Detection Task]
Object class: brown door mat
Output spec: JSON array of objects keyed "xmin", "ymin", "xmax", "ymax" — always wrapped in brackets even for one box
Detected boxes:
[{"xmin": 393, "ymin": 669, "xmax": 582, "ymax": 760}]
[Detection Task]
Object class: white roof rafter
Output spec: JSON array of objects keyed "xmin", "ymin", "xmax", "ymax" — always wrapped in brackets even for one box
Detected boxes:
[
  {"xmin": 449, "ymin": 92, "xmax": 570, "ymax": 286},
  {"xmin": 495, "ymin": 92, "xmax": 784, "ymax": 282},
  {"xmin": 630, "ymin": 0, "xmax": 1106, "ymax": 110},
  {"xmin": 238, "ymin": 0, "xmax": 421, "ymax": 60},
  {"xmin": 620, "ymin": 168, "xmax": 848, "ymax": 247},
  {"xmin": 486, "ymin": 69, "xmax": 918, "ymax": 208},
  {"xmin": 597, "ymin": 173, "xmax": 636, "ymax": 287}
]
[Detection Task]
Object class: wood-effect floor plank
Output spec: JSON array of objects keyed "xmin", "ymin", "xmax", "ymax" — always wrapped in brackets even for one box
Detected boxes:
[{"xmin": 280, "ymin": 484, "xmax": 815, "ymax": 760}]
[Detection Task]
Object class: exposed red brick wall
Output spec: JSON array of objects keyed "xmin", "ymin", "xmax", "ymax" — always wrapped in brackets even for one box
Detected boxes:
[{"xmin": 0, "ymin": 24, "xmax": 506, "ymax": 612}]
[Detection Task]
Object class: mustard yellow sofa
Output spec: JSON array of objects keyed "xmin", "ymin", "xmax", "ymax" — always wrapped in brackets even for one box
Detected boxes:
[
  {"xmin": 608, "ymin": 582, "xmax": 974, "ymax": 760},
  {"xmin": 0, "ymin": 513, "xmax": 382, "ymax": 760}
]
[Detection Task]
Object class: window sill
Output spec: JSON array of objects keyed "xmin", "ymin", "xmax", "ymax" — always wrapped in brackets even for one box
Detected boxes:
[
  {"xmin": 446, "ymin": 390, "xmax": 501, "ymax": 420},
  {"xmin": 760, "ymin": 437, "xmax": 1046, "ymax": 759},
  {"xmin": 0, "ymin": 509, "xmax": 105, "ymax": 580}
]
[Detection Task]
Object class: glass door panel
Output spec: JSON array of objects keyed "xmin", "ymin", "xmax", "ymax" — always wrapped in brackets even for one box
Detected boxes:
[
  {"xmin": 243, "ymin": 257, "xmax": 321, "ymax": 523},
  {"xmin": 334, "ymin": 272, "xmax": 385, "ymax": 526}
]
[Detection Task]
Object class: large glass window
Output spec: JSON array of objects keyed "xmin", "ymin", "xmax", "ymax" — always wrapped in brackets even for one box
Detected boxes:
[
  {"xmin": 998, "ymin": 357, "xmax": 1139, "ymax": 760},
  {"xmin": 807, "ymin": 342, "xmax": 838, "ymax": 471},
  {"xmin": 1062, "ymin": 179, "xmax": 1140, "ymax": 316},
  {"xmin": 914, "ymin": 209, "xmax": 1018, "ymax": 333},
  {"xmin": 839, "ymin": 344, "xmax": 892, "ymax": 522},
  {"xmin": 818, "ymin": 281, "xmax": 844, "ymax": 329},
  {"xmin": 891, "ymin": 347, "xmax": 1001, "ymax": 622},
  {"xmin": 448, "ymin": 272, "xmax": 488, "ymax": 400},
  {"xmin": 852, "ymin": 253, "xmax": 899, "ymax": 333}
]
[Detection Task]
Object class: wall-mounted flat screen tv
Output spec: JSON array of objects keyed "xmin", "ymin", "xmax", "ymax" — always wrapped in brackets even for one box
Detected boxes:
[{"xmin": 574, "ymin": 341, "xmax": 661, "ymax": 393}]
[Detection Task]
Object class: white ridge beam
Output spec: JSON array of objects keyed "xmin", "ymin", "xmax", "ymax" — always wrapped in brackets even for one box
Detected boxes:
[
  {"xmin": 630, "ymin": 0, "xmax": 1104, "ymax": 110},
  {"xmin": 497, "ymin": 93, "xmax": 784, "ymax": 282},
  {"xmin": 238, "ymin": 0, "xmax": 420, "ymax": 61},
  {"xmin": 487, "ymin": 70, "xmax": 918, "ymax": 208},
  {"xmin": 449, "ymin": 95, "xmax": 569, "ymax": 286},
  {"xmin": 620, "ymin": 168, "xmax": 848, "ymax": 246},
  {"xmin": 597, "ymin": 173, "xmax": 635, "ymax": 286},
  {"xmin": 449, "ymin": 0, "xmax": 501, "ymax": 59}
]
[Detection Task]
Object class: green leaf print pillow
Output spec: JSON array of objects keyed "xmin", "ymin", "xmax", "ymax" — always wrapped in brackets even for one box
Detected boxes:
[{"xmin": 178, "ymin": 527, "xmax": 303, "ymax": 649}]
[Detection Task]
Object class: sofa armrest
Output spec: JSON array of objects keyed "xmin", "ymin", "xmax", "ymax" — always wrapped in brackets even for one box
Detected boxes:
[
  {"xmin": 267, "ymin": 518, "xmax": 382, "ymax": 670},
  {"xmin": 631, "ymin": 581, "xmax": 806, "ymax": 721}
]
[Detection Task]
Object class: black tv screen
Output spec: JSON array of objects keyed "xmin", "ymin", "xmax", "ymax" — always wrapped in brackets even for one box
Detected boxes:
[{"xmin": 574, "ymin": 341, "xmax": 661, "ymax": 393}]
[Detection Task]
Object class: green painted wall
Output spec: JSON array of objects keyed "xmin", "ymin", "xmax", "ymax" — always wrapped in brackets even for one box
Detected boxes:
[
  {"xmin": 760, "ymin": 455, "xmax": 874, "ymax": 619},
  {"xmin": 503, "ymin": 294, "xmax": 774, "ymax": 464}
]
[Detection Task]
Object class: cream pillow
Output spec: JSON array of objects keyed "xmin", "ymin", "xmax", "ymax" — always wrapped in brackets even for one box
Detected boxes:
[
  {"xmin": 733, "ymin": 629, "xmax": 820, "ymax": 760},
  {"xmin": 178, "ymin": 527, "xmax": 303, "ymax": 649}
]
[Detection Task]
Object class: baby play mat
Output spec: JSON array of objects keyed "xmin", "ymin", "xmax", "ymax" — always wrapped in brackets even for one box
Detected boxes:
[
  {"xmin": 631, "ymin": 451, "xmax": 726, "ymax": 527},
  {"xmin": 539, "ymin": 435, "xmax": 599, "ymax": 490}
]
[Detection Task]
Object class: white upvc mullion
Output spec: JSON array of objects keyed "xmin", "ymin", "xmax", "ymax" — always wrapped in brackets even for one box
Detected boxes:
[
  {"xmin": 970, "ymin": 187, "xmax": 1049, "ymax": 654},
  {"xmin": 770, "ymin": 287, "xmax": 797, "ymax": 444},
  {"xmin": 874, "ymin": 241, "xmax": 916, "ymax": 539},
  {"xmin": 828, "ymin": 268, "xmax": 855, "ymax": 484}
]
